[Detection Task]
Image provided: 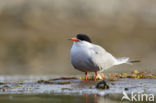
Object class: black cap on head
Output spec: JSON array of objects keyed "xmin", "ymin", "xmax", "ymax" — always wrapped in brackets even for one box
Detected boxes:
[{"xmin": 76, "ymin": 34, "xmax": 92, "ymax": 43}]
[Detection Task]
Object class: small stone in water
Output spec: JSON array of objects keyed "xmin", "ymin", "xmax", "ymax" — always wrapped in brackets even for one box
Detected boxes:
[
  {"xmin": 124, "ymin": 88, "xmax": 129, "ymax": 91},
  {"xmin": 96, "ymin": 80, "xmax": 109, "ymax": 89}
]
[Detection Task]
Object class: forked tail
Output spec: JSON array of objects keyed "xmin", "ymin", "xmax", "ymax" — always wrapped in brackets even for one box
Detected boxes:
[
  {"xmin": 115, "ymin": 57, "xmax": 140, "ymax": 65},
  {"xmin": 128, "ymin": 60, "xmax": 141, "ymax": 63}
]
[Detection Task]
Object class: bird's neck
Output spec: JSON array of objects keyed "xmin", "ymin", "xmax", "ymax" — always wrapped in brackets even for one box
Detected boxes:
[{"xmin": 73, "ymin": 41, "xmax": 92, "ymax": 48}]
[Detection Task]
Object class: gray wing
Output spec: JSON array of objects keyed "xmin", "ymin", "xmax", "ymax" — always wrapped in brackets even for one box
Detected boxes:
[{"xmin": 89, "ymin": 44, "xmax": 117, "ymax": 71}]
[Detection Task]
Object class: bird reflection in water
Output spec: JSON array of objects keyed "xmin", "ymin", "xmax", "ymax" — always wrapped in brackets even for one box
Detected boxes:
[{"xmin": 85, "ymin": 93, "xmax": 98, "ymax": 103}]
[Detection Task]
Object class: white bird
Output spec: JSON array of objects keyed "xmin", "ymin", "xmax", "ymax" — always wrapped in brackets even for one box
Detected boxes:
[{"xmin": 69, "ymin": 34, "xmax": 140, "ymax": 81}]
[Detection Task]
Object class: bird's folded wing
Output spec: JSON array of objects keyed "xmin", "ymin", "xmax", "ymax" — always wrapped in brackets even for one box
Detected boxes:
[{"xmin": 89, "ymin": 44, "xmax": 117, "ymax": 71}]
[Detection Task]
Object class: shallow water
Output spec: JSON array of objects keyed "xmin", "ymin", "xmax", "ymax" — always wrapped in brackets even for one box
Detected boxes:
[
  {"xmin": 0, "ymin": 94, "xmax": 122, "ymax": 103},
  {"xmin": 0, "ymin": 93, "xmax": 155, "ymax": 103}
]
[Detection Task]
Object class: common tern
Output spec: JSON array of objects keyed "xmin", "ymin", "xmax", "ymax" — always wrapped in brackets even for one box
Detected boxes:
[{"xmin": 69, "ymin": 34, "xmax": 140, "ymax": 81}]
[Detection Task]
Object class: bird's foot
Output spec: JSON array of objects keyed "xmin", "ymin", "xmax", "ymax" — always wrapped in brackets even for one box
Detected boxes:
[
  {"xmin": 99, "ymin": 72, "xmax": 107, "ymax": 80},
  {"xmin": 94, "ymin": 72, "xmax": 98, "ymax": 81},
  {"xmin": 85, "ymin": 72, "xmax": 88, "ymax": 82}
]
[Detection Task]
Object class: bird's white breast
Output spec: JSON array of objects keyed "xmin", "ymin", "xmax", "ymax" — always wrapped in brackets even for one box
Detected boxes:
[{"xmin": 70, "ymin": 41, "xmax": 99, "ymax": 72}]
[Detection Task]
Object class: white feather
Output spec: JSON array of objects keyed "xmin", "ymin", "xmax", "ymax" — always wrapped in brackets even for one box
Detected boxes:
[
  {"xmin": 114, "ymin": 57, "xmax": 130, "ymax": 65},
  {"xmin": 70, "ymin": 41, "xmax": 130, "ymax": 72}
]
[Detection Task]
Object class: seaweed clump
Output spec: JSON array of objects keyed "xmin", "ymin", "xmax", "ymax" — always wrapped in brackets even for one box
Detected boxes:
[{"xmin": 108, "ymin": 70, "xmax": 156, "ymax": 80}]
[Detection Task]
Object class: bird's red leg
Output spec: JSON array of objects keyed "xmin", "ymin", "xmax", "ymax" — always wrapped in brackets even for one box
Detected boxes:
[
  {"xmin": 85, "ymin": 72, "xmax": 88, "ymax": 81},
  {"xmin": 94, "ymin": 72, "xmax": 98, "ymax": 81}
]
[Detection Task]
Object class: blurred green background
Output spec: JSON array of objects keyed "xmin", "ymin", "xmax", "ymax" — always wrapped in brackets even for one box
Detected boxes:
[{"xmin": 0, "ymin": 0, "xmax": 156, "ymax": 75}]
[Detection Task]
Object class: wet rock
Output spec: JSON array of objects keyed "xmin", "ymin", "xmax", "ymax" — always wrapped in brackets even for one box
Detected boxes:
[
  {"xmin": 124, "ymin": 88, "xmax": 129, "ymax": 91},
  {"xmin": 96, "ymin": 80, "xmax": 109, "ymax": 90}
]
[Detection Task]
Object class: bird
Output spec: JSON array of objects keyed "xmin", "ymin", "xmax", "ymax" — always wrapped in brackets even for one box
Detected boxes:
[{"xmin": 69, "ymin": 34, "xmax": 140, "ymax": 81}]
